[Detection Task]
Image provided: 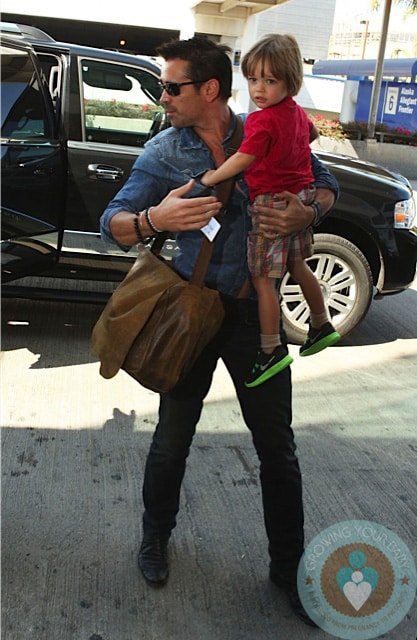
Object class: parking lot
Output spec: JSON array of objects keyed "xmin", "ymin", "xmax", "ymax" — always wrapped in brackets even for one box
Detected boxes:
[{"xmin": 1, "ymin": 268, "xmax": 416, "ymax": 640}]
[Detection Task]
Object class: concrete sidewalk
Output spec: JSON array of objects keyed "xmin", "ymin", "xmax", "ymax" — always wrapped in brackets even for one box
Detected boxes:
[{"xmin": 2, "ymin": 280, "xmax": 417, "ymax": 640}]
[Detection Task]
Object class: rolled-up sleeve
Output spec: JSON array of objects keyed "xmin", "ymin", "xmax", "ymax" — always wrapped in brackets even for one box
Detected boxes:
[
  {"xmin": 99, "ymin": 142, "xmax": 171, "ymax": 248},
  {"xmin": 311, "ymin": 153, "xmax": 339, "ymax": 199}
]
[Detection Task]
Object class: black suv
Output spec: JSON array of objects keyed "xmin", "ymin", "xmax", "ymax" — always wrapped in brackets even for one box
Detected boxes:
[{"xmin": 1, "ymin": 22, "xmax": 417, "ymax": 343}]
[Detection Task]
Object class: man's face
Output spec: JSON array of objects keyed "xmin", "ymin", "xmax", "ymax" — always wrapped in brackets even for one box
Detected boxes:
[{"xmin": 159, "ymin": 58, "xmax": 207, "ymax": 128}]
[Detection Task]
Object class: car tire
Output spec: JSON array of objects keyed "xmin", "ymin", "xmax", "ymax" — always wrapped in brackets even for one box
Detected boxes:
[{"xmin": 280, "ymin": 233, "xmax": 374, "ymax": 345}]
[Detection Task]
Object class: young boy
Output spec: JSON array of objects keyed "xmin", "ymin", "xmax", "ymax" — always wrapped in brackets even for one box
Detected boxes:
[{"xmin": 201, "ymin": 34, "xmax": 340, "ymax": 387}]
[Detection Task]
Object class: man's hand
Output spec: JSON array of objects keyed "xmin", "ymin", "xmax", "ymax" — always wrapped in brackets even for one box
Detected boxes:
[
  {"xmin": 109, "ymin": 179, "xmax": 222, "ymax": 245},
  {"xmin": 256, "ymin": 189, "xmax": 335, "ymax": 238},
  {"xmin": 149, "ymin": 179, "xmax": 221, "ymax": 231}
]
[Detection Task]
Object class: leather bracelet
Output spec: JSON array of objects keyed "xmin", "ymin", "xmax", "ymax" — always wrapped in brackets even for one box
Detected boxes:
[
  {"xmin": 133, "ymin": 214, "xmax": 144, "ymax": 243},
  {"xmin": 145, "ymin": 206, "xmax": 163, "ymax": 234},
  {"xmin": 310, "ymin": 200, "xmax": 323, "ymax": 226}
]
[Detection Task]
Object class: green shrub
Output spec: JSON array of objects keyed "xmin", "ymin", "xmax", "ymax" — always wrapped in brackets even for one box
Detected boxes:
[
  {"xmin": 308, "ymin": 113, "xmax": 417, "ymax": 146},
  {"xmin": 84, "ymin": 99, "xmax": 163, "ymax": 121},
  {"xmin": 308, "ymin": 114, "xmax": 347, "ymax": 140},
  {"xmin": 343, "ymin": 121, "xmax": 417, "ymax": 146}
]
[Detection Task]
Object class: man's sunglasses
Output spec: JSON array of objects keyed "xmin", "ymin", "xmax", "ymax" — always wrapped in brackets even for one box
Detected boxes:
[{"xmin": 158, "ymin": 79, "xmax": 209, "ymax": 97}]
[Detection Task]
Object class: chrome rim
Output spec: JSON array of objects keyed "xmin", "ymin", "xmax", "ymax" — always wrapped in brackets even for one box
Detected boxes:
[{"xmin": 280, "ymin": 252, "xmax": 358, "ymax": 332}]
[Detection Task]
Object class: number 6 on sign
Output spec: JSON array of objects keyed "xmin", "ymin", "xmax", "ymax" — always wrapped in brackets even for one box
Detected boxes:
[{"xmin": 384, "ymin": 86, "xmax": 399, "ymax": 115}]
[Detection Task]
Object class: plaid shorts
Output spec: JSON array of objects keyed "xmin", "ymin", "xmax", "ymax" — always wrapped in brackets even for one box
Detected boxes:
[{"xmin": 247, "ymin": 188, "xmax": 316, "ymax": 279}]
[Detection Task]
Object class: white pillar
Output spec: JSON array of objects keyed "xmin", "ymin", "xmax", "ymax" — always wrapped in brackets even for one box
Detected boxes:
[
  {"xmin": 179, "ymin": 6, "xmax": 196, "ymax": 40},
  {"xmin": 340, "ymin": 80, "xmax": 360, "ymax": 123}
]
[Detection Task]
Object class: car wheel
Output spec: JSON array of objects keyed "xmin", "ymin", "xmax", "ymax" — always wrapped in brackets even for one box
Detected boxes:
[{"xmin": 280, "ymin": 233, "xmax": 374, "ymax": 344}]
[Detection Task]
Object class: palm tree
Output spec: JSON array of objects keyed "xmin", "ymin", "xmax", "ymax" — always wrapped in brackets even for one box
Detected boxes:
[
  {"xmin": 366, "ymin": 0, "xmax": 416, "ymax": 138},
  {"xmin": 371, "ymin": 0, "xmax": 417, "ymax": 11}
]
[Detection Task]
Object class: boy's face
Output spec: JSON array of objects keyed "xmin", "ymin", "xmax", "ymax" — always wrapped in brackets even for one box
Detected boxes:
[{"xmin": 247, "ymin": 60, "xmax": 287, "ymax": 109}]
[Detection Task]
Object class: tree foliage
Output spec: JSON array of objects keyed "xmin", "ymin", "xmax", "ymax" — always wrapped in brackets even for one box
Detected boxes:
[{"xmin": 371, "ymin": 0, "xmax": 417, "ymax": 13}]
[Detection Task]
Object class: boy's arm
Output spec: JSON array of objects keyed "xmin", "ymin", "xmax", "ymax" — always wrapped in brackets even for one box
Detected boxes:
[
  {"xmin": 201, "ymin": 151, "xmax": 255, "ymax": 186},
  {"xmin": 310, "ymin": 123, "xmax": 320, "ymax": 143}
]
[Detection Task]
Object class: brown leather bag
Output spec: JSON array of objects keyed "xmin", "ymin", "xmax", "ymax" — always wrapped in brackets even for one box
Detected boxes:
[
  {"xmin": 92, "ymin": 240, "xmax": 225, "ymax": 392},
  {"xmin": 92, "ymin": 117, "xmax": 243, "ymax": 393}
]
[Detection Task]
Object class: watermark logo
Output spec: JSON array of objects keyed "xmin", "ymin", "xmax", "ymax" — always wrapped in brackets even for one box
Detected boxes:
[{"xmin": 298, "ymin": 520, "xmax": 416, "ymax": 639}]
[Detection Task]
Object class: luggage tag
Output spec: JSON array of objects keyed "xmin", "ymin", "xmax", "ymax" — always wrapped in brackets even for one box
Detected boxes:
[{"xmin": 201, "ymin": 217, "xmax": 221, "ymax": 242}]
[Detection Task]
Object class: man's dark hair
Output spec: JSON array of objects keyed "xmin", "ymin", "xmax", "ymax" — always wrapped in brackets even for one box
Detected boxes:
[{"xmin": 156, "ymin": 36, "xmax": 232, "ymax": 101}]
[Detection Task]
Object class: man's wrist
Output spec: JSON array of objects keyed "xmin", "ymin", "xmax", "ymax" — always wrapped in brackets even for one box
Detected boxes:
[
  {"xmin": 310, "ymin": 200, "xmax": 323, "ymax": 226},
  {"xmin": 145, "ymin": 206, "xmax": 163, "ymax": 234}
]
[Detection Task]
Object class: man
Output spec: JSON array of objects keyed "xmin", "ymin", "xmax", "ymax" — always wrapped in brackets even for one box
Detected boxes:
[{"xmin": 100, "ymin": 36, "xmax": 338, "ymax": 627}]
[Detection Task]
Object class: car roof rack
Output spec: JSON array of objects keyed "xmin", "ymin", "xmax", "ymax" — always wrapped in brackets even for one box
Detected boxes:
[{"xmin": 0, "ymin": 21, "xmax": 55, "ymax": 42}]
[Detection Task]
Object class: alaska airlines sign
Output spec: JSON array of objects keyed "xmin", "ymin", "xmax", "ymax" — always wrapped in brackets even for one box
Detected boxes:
[{"xmin": 355, "ymin": 80, "xmax": 417, "ymax": 132}]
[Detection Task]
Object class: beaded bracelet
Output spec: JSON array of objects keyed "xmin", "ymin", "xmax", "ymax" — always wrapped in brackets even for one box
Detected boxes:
[
  {"xmin": 133, "ymin": 214, "xmax": 144, "ymax": 243},
  {"xmin": 310, "ymin": 200, "xmax": 323, "ymax": 226},
  {"xmin": 145, "ymin": 206, "xmax": 163, "ymax": 234}
]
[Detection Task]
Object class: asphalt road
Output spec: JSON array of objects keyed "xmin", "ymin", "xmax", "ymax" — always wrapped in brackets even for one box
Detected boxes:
[{"xmin": 1, "ymin": 275, "xmax": 417, "ymax": 640}]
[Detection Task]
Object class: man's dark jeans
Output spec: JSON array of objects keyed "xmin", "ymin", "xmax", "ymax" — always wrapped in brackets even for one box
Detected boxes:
[{"xmin": 142, "ymin": 297, "xmax": 304, "ymax": 572}]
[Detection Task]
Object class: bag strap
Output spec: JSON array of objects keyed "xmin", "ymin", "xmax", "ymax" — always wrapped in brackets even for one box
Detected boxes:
[
  {"xmin": 190, "ymin": 115, "xmax": 243, "ymax": 287},
  {"xmin": 151, "ymin": 228, "xmax": 169, "ymax": 255}
]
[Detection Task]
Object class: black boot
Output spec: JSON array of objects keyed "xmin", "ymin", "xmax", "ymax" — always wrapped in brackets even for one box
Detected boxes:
[
  {"xmin": 138, "ymin": 536, "xmax": 169, "ymax": 585},
  {"xmin": 269, "ymin": 567, "xmax": 318, "ymax": 628}
]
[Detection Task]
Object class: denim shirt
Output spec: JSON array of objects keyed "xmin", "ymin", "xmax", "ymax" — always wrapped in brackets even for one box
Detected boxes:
[{"xmin": 100, "ymin": 111, "xmax": 339, "ymax": 299}]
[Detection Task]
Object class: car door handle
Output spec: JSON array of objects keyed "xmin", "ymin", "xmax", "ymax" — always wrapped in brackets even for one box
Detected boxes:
[
  {"xmin": 87, "ymin": 164, "xmax": 124, "ymax": 181},
  {"xmin": 33, "ymin": 167, "xmax": 54, "ymax": 176}
]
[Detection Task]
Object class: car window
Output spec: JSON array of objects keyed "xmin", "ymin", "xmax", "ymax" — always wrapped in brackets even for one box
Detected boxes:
[
  {"xmin": 80, "ymin": 58, "xmax": 163, "ymax": 147},
  {"xmin": 1, "ymin": 44, "xmax": 50, "ymax": 139}
]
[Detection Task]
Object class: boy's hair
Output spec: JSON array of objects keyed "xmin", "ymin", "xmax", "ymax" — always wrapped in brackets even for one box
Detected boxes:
[
  {"xmin": 241, "ymin": 33, "xmax": 303, "ymax": 96},
  {"xmin": 156, "ymin": 36, "xmax": 232, "ymax": 101}
]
